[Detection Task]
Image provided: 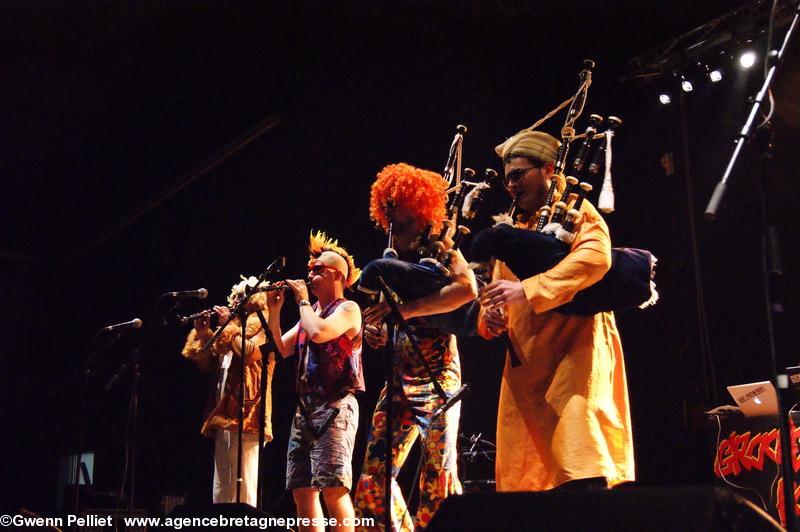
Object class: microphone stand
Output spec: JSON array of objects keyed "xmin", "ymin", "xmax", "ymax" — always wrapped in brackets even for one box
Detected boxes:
[
  {"xmin": 235, "ymin": 303, "xmax": 248, "ymax": 505},
  {"xmin": 105, "ymin": 297, "xmax": 182, "ymax": 519},
  {"xmin": 253, "ymin": 309, "xmax": 278, "ymax": 510},
  {"xmin": 374, "ymin": 275, "xmax": 469, "ymax": 530},
  {"xmin": 457, "ymin": 433, "xmax": 496, "ymax": 493},
  {"xmin": 72, "ymin": 332, "xmax": 115, "ymax": 519},
  {"xmin": 200, "ymin": 256, "xmax": 284, "ymax": 504},
  {"xmin": 49, "ymin": 330, "xmax": 126, "ymax": 526},
  {"xmin": 704, "ymin": 5, "xmax": 800, "ymax": 529},
  {"xmin": 704, "ymin": 1, "xmax": 799, "ymax": 219},
  {"xmin": 382, "ymin": 309, "xmax": 395, "ymax": 532},
  {"xmin": 72, "ymin": 348, "xmax": 91, "ymax": 522}
]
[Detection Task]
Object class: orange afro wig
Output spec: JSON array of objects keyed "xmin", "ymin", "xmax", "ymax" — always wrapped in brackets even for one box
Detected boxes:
[
  {"xmin": 308, "ymin": 230, "xmax": 361, "ymax": 288},
  {"xmin": 369, "ymin": 163, "xmax": 448, "ymax": 233}
]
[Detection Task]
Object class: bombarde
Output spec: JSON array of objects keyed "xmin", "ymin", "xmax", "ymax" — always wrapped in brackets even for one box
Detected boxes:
[
  {"xmin": 178, "ymin": 308, "xmax": 226, "ymax": 326},
  {"xmin": 176, "ymin": 281, "xmax": 312, "ymax": 325},
  {"xmin": 259, "ymin": 279, "xmax": 313, "ymax": 292}
]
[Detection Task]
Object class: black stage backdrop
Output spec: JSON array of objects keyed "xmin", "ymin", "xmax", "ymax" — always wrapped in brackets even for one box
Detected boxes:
[{"xmin": 2, "ymin": 0, "xmax": 799, "ymax": 518}]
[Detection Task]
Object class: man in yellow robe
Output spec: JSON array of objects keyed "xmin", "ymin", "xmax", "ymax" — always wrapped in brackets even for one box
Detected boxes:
[{"xmin": 477, "ymin": 129, "xmax": 635, "ymax": 491}]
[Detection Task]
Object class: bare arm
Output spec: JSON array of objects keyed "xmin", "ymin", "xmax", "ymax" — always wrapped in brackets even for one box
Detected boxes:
[
  {"xmin": 230, "ymin": 327, "xmax": 265, "ymax": 365},
  {"xmin": 266, "ymin": 289, "xmax": 299, "ymax": 358},
  {"xmin": 363, "ymin": 250, "xmax": 478, "ymax": 325},
  {"xmin": 275, "ymin": 323, "xmax": 300, "ymax": 359},
  {"xmin": 300, "ymin": 300, "xmax": 362, "ymax": 344},
  {"xmin": 403, "ymin": 249, "xmax": 478, "ymax": 319}
]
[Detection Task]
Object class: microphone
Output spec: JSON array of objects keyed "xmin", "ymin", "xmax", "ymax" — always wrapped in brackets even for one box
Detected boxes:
[
  {"xmin": 101, "ymin": 318, "xmax": 143, "ymax": 332},
  {"xmin": 432, "ymin": 383, "xmax": 470, "ymax": 420},
  {"xmin": 246, "ymin": 257, "xmax": 287, "ymax": 296},
  {"xmin": 264, "ymin": 256, "xmax": 286, "ymax": 275},
  {"xmin": 165, "ymin": 288, "xmax": 208, "ymax": 299}
]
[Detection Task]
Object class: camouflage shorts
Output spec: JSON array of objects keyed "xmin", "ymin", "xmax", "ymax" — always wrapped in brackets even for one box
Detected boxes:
[{"xmin": 286, "ymin": 393, "xmax": 358, "ymax": 491}]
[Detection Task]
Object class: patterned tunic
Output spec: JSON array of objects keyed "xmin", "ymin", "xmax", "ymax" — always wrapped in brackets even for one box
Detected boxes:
[
  {"xmin": 182, "ymin": 311, "xmax": 276, "ymax": 439},
  {"xmin": 295, "ymin": 298, "xmax": 365, "ymax": 399}
]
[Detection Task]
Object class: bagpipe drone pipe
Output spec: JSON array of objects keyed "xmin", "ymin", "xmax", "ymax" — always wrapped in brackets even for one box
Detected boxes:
[
  {"xmin": 358, "ymin": 126, "xmax": 500, "ymax": 337},
  {"xmin": 471, "ymin": 112, "xmax": 658, "ymax": 316}
]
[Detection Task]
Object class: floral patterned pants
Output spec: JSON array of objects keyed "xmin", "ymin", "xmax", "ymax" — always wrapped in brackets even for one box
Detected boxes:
[{"xmin": 354, "ymin": 385, "xmax": 461, "ymax": 531}]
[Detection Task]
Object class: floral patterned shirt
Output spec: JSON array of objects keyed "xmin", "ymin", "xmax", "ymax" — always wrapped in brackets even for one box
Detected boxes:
[{"xmin": 295, "ymin": 298, "xmax": 365, "ymax": 399}]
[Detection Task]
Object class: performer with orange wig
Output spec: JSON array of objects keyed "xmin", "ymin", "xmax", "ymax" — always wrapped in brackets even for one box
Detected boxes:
[
  {"xmin": 267, "ymin": 231, "xmax": 364, "ymax": 532},
  {"xmin": 354, "ymin": 163, "xmax": 477, "ymax": 530}
]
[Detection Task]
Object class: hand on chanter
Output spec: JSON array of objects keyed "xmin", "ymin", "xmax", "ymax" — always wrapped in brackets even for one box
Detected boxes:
[
  {"xmin": 213, "ymin": 305, "xmax": 230, "ymax": 323},
  {"xmin": 480, "ymin": 279, "xmax": 526, "ymax": 311},
  {"xmin": 483, "ymin": 306, "xmax": 509, "ymax": 336},
  {"xmin": 364, "ymin": 322, "xmax": 388, "ymax": 349},
  {"xmin": 193, "ymin": 312, "xmax": 212, "ymax": 335},
  {"xmin": 286, "ymin": 279, "xmax": 310, "ymax": 305},
  {"xmin": 363, "ymin": 299, "xmax": 410, "ymax": 326},
  {"xmin": 266, "ymin": 285, "xmax": 285, "ymax": 311}
]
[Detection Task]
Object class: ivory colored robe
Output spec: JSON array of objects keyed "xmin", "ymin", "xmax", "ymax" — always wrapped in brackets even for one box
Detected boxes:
[{"xmin": 479, "ymin": 201, "xmax": 635, "ymax": 491}]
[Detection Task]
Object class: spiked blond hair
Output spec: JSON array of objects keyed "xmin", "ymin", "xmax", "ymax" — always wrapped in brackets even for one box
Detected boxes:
[{"xmin": 308, "ymin": 230, "xmax": 361, "ymax": 288}]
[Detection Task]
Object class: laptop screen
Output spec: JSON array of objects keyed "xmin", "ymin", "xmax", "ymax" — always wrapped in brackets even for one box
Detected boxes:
[{"xmin": 726, "ymin": 381, "xmax": 778, "ymax": 417}]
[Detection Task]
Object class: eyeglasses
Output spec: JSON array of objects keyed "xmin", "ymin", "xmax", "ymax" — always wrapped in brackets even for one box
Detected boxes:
[
  {"xmin": 309, "ymin": 264, "xmax": 338, "ymax": 275},
  {"xmin": 503, "ymin": 166, "xmax": 541, "ymax": 185}
]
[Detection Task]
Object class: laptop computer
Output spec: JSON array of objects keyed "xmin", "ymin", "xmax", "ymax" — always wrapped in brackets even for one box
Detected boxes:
[{"xmin": 726, "ymin": 381, "xmax": 778, "ymax": 417}]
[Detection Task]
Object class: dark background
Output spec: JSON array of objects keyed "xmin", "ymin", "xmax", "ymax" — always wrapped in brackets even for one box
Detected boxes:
[{"xmin": 2, "ymin": 0, "xmax": 799, "ymax": 519}]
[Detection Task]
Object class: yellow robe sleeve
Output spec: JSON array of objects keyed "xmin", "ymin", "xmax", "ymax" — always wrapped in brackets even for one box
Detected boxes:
[
  {"xmin": 226, "ymin": 313, "xmax": 266, "ymax": 365},
  {"xmin": 520, "ymin": 208, "xmax": 612, "ymax": 314},
  {"xmin": 181, "ymin": 329, "xmax": 216, "ymax": 373}
]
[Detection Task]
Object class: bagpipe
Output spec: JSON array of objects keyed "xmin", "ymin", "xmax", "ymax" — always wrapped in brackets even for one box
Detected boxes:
[
  {"xmin": 358, "ymin": 125, "xmax": 501, "ymax": 336},
  {"xmin": 471, "ymin": 60, "xmax": 658, "ymax": 316}
]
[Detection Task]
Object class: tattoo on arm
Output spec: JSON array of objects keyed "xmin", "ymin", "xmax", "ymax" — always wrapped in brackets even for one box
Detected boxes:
[{"xmin": 341, "ymin": 301, "xmax": 359, "ymax": 313}]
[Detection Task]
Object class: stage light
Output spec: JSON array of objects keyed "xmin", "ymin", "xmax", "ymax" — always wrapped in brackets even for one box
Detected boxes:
[
  {"xmin": 709, "ymin": 69, "xmax": 722, "ymax": 82},
  {"xmin": 681, "ymin": 80, "xmax": 693, "ymax": 92},
  {"xmin": 739, "ymin": 51, "xmax": 756, "ymax": 69},
  {"xmin": 659, "ymin": 93, "xmax": 671, "ymax": 105}
]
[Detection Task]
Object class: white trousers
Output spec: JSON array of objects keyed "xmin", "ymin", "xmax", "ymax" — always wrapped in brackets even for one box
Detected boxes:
[{"xmin": 213, "ymin": 430, "xmax": 259, "ymax": 506}]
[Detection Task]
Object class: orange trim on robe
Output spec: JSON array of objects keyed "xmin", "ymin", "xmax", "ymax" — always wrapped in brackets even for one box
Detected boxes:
[
  {"xmin": 182, "ymin": 312, "xmax": 276, "ymax": 440},
  {"xmin": 478, "ymin": 201, "xmax": 635, "ymax": 491}
]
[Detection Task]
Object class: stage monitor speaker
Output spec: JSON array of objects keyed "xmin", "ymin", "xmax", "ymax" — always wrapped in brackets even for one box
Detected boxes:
[{"xmin": 426, "ymin": 487, "xmax": 782, "ymax": 531}]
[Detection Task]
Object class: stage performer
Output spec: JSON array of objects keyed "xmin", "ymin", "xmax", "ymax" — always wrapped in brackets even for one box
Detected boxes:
[
  {"xmin": 477, "ymin": 129, "xmax": 635, "ymax": 491},
  {"xmin": 354, "ymin": 163, "xmax": 478, "ymax": 530},
  {"xmin": 267, "ymin": 231, "xmax": 363, "ymax": 532},
  {"xmin": 181, "ymin": 276, "xmax": 276, "ymax": 506}
]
